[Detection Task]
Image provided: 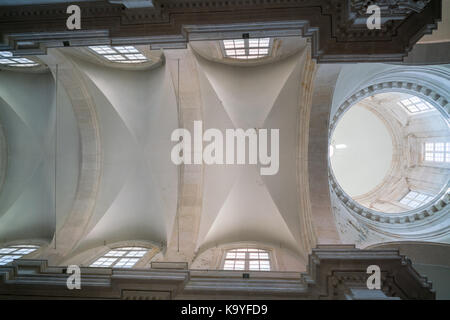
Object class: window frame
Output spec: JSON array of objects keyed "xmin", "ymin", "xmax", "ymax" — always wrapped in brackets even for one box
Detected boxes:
[
  {"xmin": 88, "ymin": 45, "xmax": 150, "ymax": 64},
  {"xmin": 89, "ymin": 246, "xmax": 150, "ymax": 269},
  {"xmin": 399, "ymin": 190, "xmax": 435, "ymax": 209},
  {"xmin": 220, "ymin": 38, "xmax": 273, "ymax": 60},
  {"xmin": 221, "ymin": 247, "xmax": 273, "ymax": 271},
  {"xmin": 397, "ymin": 96, "xmax": 435, "ymax": 115},
  {"xmin": 423, "ymin": 141, "xmax": 450, "ymax": 164},
  {"xmin": 0, "ymin": 244, "xmax": 40, "ymax": 266},
  {"xmin": 0, "ymin": 51, "xmax": 39, "ymax": 68}
]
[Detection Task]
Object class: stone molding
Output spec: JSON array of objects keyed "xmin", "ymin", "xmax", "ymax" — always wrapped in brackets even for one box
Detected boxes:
[
  {"xmin": 162, "ymin": 48, "xmax": 205, "ymax": 264},
  {"xmin": 328, "ymin": 69, "xmax": 450, "ymax": 238},
  {"xmin": 0, "ymin": 245, "xmax": 435, "ymax": 299},
  {"xmin": 0, "ymin": 0, "xmax": 442, "ymax": 63},
  {"xmin": 308, "ymin": 64, "xmax": 342, "ymax": 244},
  {"xmin": 0, "ymin": 117, "xmax": 6, "ymax": 197},
  {"xmin": 296, "ymin": 47, "xmax": 318, "ymax": 255},
  {"xmin": 37, "ymin": 49, "xmax": 102, "ymax": 264},
  {"xmin": 304, "ymin": 245, "xmax": 434, "ymax": 299}
]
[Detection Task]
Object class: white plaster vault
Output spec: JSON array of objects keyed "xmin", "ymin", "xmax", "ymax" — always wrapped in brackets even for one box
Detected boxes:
[{"xmin": 0, "ymin": 37, "xmax": 448, "ymax": 277}]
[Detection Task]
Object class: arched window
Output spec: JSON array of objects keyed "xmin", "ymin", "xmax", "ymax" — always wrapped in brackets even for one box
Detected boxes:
[
  {"xmin": 223, "ymin": 248, "xmax": 271, "ymax": 271},
  {"xmin": 0, "ymin": 244, "xmax": 39, "ymax": 265},
  {"xmin": 89, "ymin": 247, "xmax": 149, "ymax": 268},
  {"xmin": 222, "ymin": 38, "xmax": 271, "ymax": 60},
  {"xmin": 88, "ymin": 45, "xmax": 149, "ymax": 64},
  {"xmin": 0, "ymin": 51, "xmax": 39, "ymax": 67}
]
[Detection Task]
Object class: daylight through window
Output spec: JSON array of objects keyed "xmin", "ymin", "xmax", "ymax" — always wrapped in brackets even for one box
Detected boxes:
[
  {"xmin": 88, "ymin": 46, "xmax": 149, "ymax": 64},
  {"xmin": 223, "ymin": 38, "xmax": 271, "ymax": 60},
  {"xmin": 399, "ymin": 191, "xmax": 434, "ymax": 209},
  {"xmin": 0, "ymin": 245, "xmax": 39, "ymax": 265},
  {"xmin": 397, "ymin": 96, "xmax": 434, "ymax": 114},
  {"xmin": 223, "ymin": 248, "xmax": 271, "ymax": 271},
  {"xmin": 424, "ymin": 142, "xmax": 450, "ymax": 163},
  {"xmin": 90, "ymin": 247, "xmax": 149, "ymax": 268},
  {"xmin": 0, "ymin": 51, "xmax": 39, "ymax": 67}
]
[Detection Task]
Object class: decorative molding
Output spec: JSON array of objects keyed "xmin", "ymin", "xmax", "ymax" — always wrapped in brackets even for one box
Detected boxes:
[
  {"xmin": 329, "ymin": 171, "xmax": 449, "ymax": 228},
  {"xmin": 0, "ymin": 118, "xmax": 6, "ymax": 197},
  {"xmin": 163, "ymin": 47, "xmax": 204, "ymax": 264},
  {"xmin": 351, "ymin": 0, "xmax": 431, "ymax": 15},
  {"xmin": 296, "ymin": 46, "xmax": 318, "ymax": 254},
  {"xmin": 0, "ymin": 0, "xmax": 442, "ymax": 63},
  {"xmin": 328, "ymin": 70, "xmax": 450, "ymax": 238},
  {"xmin": 308, "ymin": 63, "xmax": 342, "ymax": 244},
  {"xmin": 305, "ymin": 245, "xmax": 434, "ymax": 299},
  {"xmin": 37, "ymin": 49, "xmax": 102, "ymax": 264},
  {"xmin": 0, "ymin": 245, "xmax": 435, "ymax": 299}
]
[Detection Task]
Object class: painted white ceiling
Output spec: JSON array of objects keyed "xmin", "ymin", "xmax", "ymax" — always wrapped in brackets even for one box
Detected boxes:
[
  {"xmin": 195, "ymin": 49, "xmax": 306, "ymax": 253},
  {"xmin": 0, "ymin": 70, "xmax": 79, "ymax": 242},
  {"xmin": 70, "ymin": 56, "xmax": 179, "ymax": 253},
  {"xmin": 330, "ymin": 104, "xmax": 393, "ymax": 197},
  {"xmin": 0, "ymin": 41, "xmax": 310, "ymax": 258}
]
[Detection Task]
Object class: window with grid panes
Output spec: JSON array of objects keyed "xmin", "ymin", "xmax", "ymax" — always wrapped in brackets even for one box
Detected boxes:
[
  {"xmin": 88, "ymin": 46, "xmax": 149, "ymax": 64},
  {"xmin": 399, "ymin": 191, "xmax": 434, "ymax": 209},
  {"xmin": 424, "ymin": 142, "xmax": 450, "ymax": 163},
  {"xmin": 223, "ymin": 248, "xmax": 271, "ymax": 271},
  {"xmin": 90, "ymin": 247, "xmax": 149, "ymax": 268},
  {"xmin": 0, "ymin": 244, "xmax": 39, "ymax": 265},
  {"xmin": 0, "ymin": 51, "xmax": 39, "ymax": 67},
  {"xmin": 222, "ymin": 38, "xmax": 271, "ymax": 60},
  {"xmin": 397, "ymin": 96, "xmax": 434, "ymax": 114}
]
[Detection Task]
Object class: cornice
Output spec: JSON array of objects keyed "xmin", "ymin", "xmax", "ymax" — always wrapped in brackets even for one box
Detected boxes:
[
  {"xmin": 0, "ymin": 0, "xmax": 442, "ymax": 63},
  {"xmin": 0, "ymin": 245, "xmax": 435, "ymax": 299},
  {"xmin": 328, "ymin": 73, "xmax": 450, "ymax": 238}
]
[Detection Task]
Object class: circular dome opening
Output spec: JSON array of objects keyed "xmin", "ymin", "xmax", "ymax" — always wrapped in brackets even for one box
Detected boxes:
[{"xmin": 330, "ymin": 92, "xmax": 450, "ymax": 213}]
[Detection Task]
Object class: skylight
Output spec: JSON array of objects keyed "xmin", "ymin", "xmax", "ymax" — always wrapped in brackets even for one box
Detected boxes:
[
  {"xmin": 0, "ymin": 244, "xmax": 39, "ymax": 266},
  {"xmin": 88, "ymin": 45, "xmax": 149, "ymax": 64},
  {"xmin": 399, "ymin": 191, "xmax": 434, "ymax": 209},
  {"xmin": 397, "ymin": 96, "xmax": 434, "ymax": 114},
  {"xmin": 0, "ymin": 51, "xmax": 39, "ymax": 67},
  {"xmin": 90, "ymin": 247, "xmax": 149, "ymax": 268},
  {"xmin": 424, "ymin": 142, "xmax": 450, "ymax": 163},
  {"xmin": 223, "ymin": 248, "xmax": 271, "ymax": 271},
  {"xmin": 222, "ymin": 38, "xmax": 271, "ymax": 60}
]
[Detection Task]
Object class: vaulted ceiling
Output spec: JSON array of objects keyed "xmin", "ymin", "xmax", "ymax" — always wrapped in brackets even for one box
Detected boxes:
[{"xmin": 0, "ymin": 36, "xmax": 319, "ymax": 264}]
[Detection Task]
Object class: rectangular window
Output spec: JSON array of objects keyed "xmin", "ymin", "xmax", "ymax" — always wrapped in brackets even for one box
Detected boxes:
[
  {"xmin": 424, "ymin": 142, "xmax": 450, "ymax": 163},
  {"xmin": 0, "ymin": 245, "xmax": 39, "ymax": 266},
  {"xmin": 397, "ymin": 96, "xmax": 434, "ymax": 114},
  {"xmin": 89, "ymin": 45, "xmax": 149, "ymax": 64},
  {"xmin": 89, "ymin": 247, "xmax": 149, "ymax": 268},
  {"xmin": 222, "ymin": 38, "xmax": 272, "ymax": 60},
  {"xmin": 223, "ymin": 248, "xmax": 271, "ymax": 271},
  {"xmin": 399, "ymin": 191, "xmax": 434, "ymax": 209},
  {"xmin": 0, "ymin": 51, "xmax": 38, "ymax": 67}
]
